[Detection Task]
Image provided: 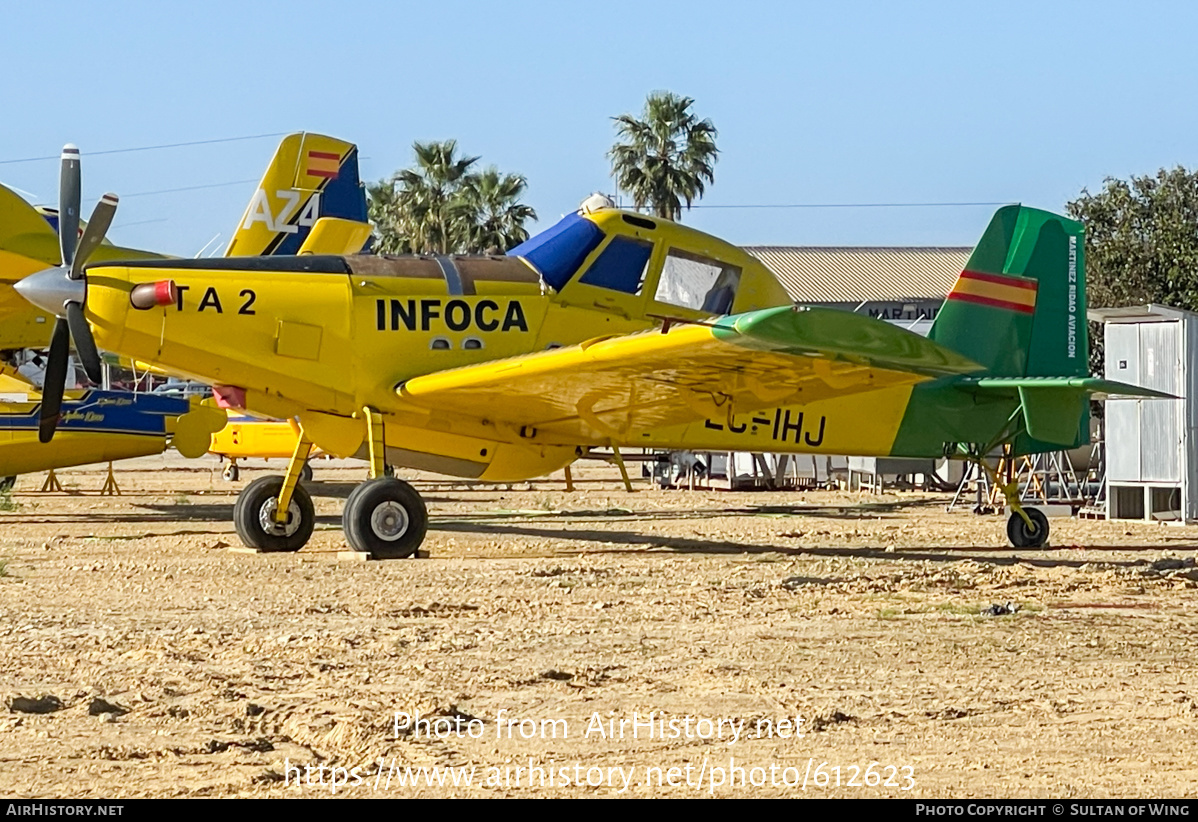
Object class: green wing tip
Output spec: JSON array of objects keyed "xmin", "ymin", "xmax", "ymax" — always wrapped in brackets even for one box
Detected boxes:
[{"xmin": 720, "ymin": 305, "xmax": 982, "ymax": 376}]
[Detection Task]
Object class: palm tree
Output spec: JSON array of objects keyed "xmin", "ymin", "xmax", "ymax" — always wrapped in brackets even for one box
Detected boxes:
[
  {"xmin": 369, "ymin": 140, "xmax": 478, "ymax": 254},
  {"xmin": 396, "ymin": 139, "xmax": 480, "ymax": 254},
  {"xmin": 461, "ymin": 167, "xmax": 537, "ymax": 253},
  {"xmin": 608, "ymin": 92, "xmax": 719, "ymax": 222},
  {"xmin": 367, "ymin": 177, "xmax": 414, "ymax": 254},
  {"xmin": 369, "ymin": 141, "xmax": 537, "ymax": 254}
]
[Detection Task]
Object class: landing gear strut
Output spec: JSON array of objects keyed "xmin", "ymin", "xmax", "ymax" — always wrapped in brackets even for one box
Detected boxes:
[
  {"xmin": 228, "ymin": 410, "xmax": 432, "ymax": 560},
  {"xmin": 973, "ymin": 456, "xmax": 1050, "ymax": 549},
  {"xmin": 232, "ymin": 430, "xmax": 315, "ymax": 552}
]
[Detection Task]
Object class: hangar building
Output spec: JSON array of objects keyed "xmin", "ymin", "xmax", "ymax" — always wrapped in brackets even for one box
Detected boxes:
[{"xmin": 744, "ymin": 246, "xmax": 970, "ymax": 332}]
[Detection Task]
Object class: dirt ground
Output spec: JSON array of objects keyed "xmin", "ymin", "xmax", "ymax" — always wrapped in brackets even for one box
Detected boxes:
[{"xmin": 1, "ymin": 452, "xmax": 1196, "ymax": 798}]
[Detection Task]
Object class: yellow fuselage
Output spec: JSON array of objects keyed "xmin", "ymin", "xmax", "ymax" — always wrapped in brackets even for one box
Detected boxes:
[{"xmin": 82, "ymin": 210, "xmax": 916, "ymax": 480}]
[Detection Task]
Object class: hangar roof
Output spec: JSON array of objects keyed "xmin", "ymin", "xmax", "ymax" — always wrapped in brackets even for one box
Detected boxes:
[{"xmin": 744, "ymin": 246, "xmax": 971, "ymax": 304}]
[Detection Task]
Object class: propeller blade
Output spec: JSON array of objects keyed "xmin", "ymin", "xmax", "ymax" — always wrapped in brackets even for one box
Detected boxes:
[
  {"xmin": 65, "ymin": 301, "xmax": 102, "ymax": 383},
  {"xmin": 71, "ymin": 193, "xmax": 118, "ymax": 279},
  {"xmin": 38, "ymin": 317, "xmax": 71, "ymax": 443},
  {"xmin": 58, "ymin": 145, "xmax": 81, "ymax": 270}
]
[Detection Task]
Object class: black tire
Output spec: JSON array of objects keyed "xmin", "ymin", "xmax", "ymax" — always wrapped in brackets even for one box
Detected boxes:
[
  {"xmin": 342, "ymin": 477, "xmax": 427, "ymax": 559},
  {"xmin": 300, "ymin": 461, "xmax": 313, "ymax": 483},
  {"xmin": 0, "ymin": 476, "xmax": 15, "ymax": 493},
  {"xmin": 1007, "ymin": 508, "xmax": 1049, "ymax": 548},
  {"xmin": 222, "ymin": 463, "xmax": 240, "ymax": 482},
  {"xmin": 233, "ymin": 475, "xmax": 314, "ymax": 553}
]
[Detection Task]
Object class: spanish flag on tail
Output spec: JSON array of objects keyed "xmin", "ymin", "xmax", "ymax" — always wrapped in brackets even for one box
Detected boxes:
[
  {"xmin": 302, "ymin": 150, "xmax": 341, "ymax": 182},
  {"xmin": 947, "ymin": 270, "xmax": 1038, "ymax": 315}
]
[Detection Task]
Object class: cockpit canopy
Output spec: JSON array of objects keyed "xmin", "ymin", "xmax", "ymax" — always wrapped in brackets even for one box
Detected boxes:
[{"xmin": 508, "ymin": 209, "xmax": 767, "ymax": 317}]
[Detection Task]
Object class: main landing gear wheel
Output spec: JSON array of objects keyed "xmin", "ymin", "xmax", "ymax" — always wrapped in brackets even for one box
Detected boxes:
[
  {"xmin": 222, "ymin": 462, "xmax": 240, "ymax": 482},
  {"xmin": 233, "ymin": 475, "xmax": 314, "ymax": 552},
  {"xmin": 342, "ymin": 477, "xmax": 428, "ymax": 559},
  {"xmin": 1007, "ymin": 508, "xmax": 1049, "ymax": 548},
  {"xmin": 300, "ymin": 461, "xmax": 313, "ymax": 483}
]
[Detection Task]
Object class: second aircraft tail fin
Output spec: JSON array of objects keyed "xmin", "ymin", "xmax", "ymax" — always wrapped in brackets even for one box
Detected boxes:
[{"xmin": 225, "ymin": 132, "xmax": 369, "ymax": 257}]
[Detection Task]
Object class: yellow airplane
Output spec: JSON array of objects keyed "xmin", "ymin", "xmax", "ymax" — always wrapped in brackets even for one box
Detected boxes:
[
  {"xmin": 17, "ymin": 181, "xmax": 1165, "ymax": 556},
  {"xmin": 0, "ymin": 367, "xmax": 224, "ymax": 487},
  {"xmin": 0, "ymin": 135, "xmax": 370, "ymax": 486}
]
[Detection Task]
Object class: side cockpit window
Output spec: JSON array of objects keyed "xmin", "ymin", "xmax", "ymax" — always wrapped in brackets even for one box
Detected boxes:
[
  {"xmin": 654, "ymin": 249, "xmax": 741, "ymax": 314},
  {"xmin": 577, "ymin": 236, "xmax": 654, "ymax": 295}
]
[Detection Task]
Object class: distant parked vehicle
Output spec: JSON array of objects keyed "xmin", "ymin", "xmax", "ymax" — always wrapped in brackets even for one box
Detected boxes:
[{"xmin": 151, "ymin": 381, "xmax": 212, "ymax": 400}]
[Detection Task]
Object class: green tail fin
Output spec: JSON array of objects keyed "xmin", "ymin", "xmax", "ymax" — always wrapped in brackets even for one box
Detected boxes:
[{"xmin": 929, "ymin": 205, "xmax": 1087, "ymax": 379}]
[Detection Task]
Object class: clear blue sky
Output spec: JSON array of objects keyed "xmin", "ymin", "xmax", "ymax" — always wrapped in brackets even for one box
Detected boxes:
[{"xmin": 3, "ymin": 0, "xmax": 1196, "ymax": 256}]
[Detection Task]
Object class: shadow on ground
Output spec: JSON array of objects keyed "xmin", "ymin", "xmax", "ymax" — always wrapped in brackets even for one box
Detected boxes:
[{"xmin": 431, "ymin": 519, "xmax": 1170, "ymax": 570}]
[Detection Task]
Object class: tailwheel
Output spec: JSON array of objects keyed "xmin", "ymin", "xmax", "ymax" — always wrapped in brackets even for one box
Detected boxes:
[
  {"xmin": 222, "ymin": 461, "xmax": 240, "ymax": 482},
  {"xmin": 342, "ymin": 477, "xmax": 427, "ymax": 559},
  {"xmin": 0, "ymin": 476, "xmax": 15, "ymax": 493},
  {"xmin": 233, "ymin": 475, "xmax": 314, "ymax": 552},
  {"xmin": 1006, "ymin": 507, "xmax": 1049, "ymax": 548}
]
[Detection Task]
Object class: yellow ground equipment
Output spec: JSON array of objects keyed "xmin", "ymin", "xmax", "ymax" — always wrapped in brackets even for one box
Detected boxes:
[{"xmin": 209, "ymin": 416, "xmax": 322, "ymax": 481}]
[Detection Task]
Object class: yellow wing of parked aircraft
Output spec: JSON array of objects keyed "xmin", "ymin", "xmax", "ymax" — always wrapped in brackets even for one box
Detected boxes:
[
  {"xmin": 0, "ymin": 183, "xmax": 162, "ymax": 351},
  {"xmin": 17, "ymin": 177, "xmax": 1169, "ymax": 557},
  {"xmin": 0, "ymin": 135, "xmax": 370, "ymax": 485}
]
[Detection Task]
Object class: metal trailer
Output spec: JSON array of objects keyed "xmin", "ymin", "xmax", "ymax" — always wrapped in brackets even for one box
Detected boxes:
[
  {"xmin": 1092, "ymin": 305, "xmax": 1197, "ymax": 523},
  {"xmin": 847, "ymin": 456, "xmax": 944, "ymax": 492},
  {"xmin": 690, "ymin": 452, "xmax": 849, "ymax": 490}
]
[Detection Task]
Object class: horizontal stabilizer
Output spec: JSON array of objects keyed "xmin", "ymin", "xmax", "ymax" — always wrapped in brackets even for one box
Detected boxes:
[
  {"xmin": 963, "ymin": 376, "xmax": 1177, "ymax": 400},
  {"xmin": 297, "ymin": 217, "xmax": 373, "ymax": 255},
  {"xmin": 960, "ymin": 376, "xmax": 1177, "ymax": 447}
]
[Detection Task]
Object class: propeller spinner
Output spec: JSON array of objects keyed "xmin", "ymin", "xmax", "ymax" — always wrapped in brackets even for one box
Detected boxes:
[{"xmin": 13, "ymin": 145, "xmax": 116, "ymax": 442}]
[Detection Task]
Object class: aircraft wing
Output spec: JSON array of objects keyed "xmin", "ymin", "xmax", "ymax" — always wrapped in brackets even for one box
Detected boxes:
[
  {"xmin": 0, "ymin": 183, "xmax": 59, "ymax": 284},
  {"xmin": 0, "ymin": 181, "xmax": 164, "ymax": 284},
  {"xmin": 396, "ymin": 305, "xmax": 981, "ymax": 443}
]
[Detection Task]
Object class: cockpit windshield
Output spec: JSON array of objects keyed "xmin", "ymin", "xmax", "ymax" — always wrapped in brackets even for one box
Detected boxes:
[{"xmin": 507, "ymin": 212, "xmax": 604, "ymax": 290}]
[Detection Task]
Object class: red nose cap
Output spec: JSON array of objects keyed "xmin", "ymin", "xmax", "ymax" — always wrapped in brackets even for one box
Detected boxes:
[{"xmin": 130, "ymin": 280, "xmax": 178, "ymax": 310}]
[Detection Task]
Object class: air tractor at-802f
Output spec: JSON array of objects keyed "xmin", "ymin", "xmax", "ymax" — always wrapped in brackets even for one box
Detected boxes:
[{"xmin": 15, "ymin": 157, "xmax": 1169, "ymax": 558}]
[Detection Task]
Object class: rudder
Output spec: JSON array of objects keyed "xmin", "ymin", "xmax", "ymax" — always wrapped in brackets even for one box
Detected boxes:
[{"xmin": 929, "ymin": 205, "xmax": 1087, "ymax": 379}]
